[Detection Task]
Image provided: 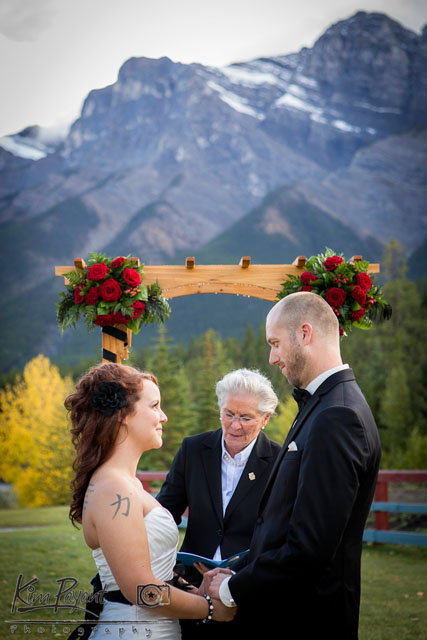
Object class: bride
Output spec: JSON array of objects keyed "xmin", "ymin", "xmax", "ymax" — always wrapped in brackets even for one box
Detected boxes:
[{"xmin": 65, "ymin": 362, "xmax": 234, "ymax": 639}]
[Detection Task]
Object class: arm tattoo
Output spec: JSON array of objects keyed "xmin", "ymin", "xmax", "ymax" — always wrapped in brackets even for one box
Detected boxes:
[
  {"xmin": 110, "ymin": 494, "xmax": 131, "ymax": 519},
  {"xmin": 137, "ymin": 584, "xmax": 170, "ymax": 607},
  {"xmin": 83, "ymin": 482, "xmax": 95, "ymax": 511}
]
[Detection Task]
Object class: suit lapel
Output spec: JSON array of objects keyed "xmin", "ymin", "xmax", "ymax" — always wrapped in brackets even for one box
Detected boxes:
[
  {"xmin": 258, "ymin": 368, "xmax": 356, "ymax": 514},
  {"xmin": 224, "ymin": 432, "xmax": 273, "ymax": 519},
  {"xmin": 282, "ymin": 394, "xmax": 320, "ymax": 450},
  {"xmin": 258, "ymin": 396, "xmax": 319, "ymax": 513},
  {"xmin": 201, "ymin": 430, "xmax": 223, "ymax": 525}
]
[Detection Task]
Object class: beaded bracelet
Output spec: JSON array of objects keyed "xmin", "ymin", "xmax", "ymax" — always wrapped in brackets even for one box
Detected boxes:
[{"xmin": 202, "ymin": 594, "xmax": 214, "ymax": 623}]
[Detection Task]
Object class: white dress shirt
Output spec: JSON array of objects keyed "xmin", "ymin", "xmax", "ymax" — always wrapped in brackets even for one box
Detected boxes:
[
  {"xmin": 212, "ymin": 436, "xmax": 258, "ymax": 561},
  {"xmin": 218, "ymin": 364, "xmax": 350, "ymax": 606},
  {"xmin": 305, "ymin": 364, "xmax": 349, "ymax": 395}
]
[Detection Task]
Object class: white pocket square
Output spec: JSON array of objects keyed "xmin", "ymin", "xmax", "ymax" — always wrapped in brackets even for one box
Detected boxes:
[{"xmin": 287, "ymin": 441, "xmax": 298, "ymax": 451}]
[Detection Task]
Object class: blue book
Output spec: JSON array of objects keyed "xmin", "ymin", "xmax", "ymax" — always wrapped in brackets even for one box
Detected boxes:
[{"xmin": 176, "ymin": 549, "xmax": 249, "ymax": 569}]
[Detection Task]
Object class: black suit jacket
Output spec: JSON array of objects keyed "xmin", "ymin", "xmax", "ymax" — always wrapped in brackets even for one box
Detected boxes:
[
  {"xmin": 157, "ymin": 429, "xmax": 281, "ymax": 562},
  {"xmin": 229, "ymin": 369, "xmax": 381, "ymax": 640}
]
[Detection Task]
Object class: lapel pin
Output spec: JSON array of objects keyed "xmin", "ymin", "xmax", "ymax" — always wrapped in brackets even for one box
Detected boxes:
[{"xmin": 248, "ymin": 472, "xmax": 256, "ymax": 481}]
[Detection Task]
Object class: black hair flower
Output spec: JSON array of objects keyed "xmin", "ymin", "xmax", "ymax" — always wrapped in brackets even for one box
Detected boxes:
[{"xmin": 92, "ymin": 381, "xmax": 127, "ymax": 416}]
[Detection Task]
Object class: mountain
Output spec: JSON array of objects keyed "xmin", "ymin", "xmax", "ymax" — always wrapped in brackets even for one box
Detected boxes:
[
  {"xmin": 0, "ymin": 124, "xmax": 67, "ymax": 161},
  {"xmin": 0, "ymin": 11, "xmax": 426, "ymax": 371},
  {"xmin": 291, "ymin": 126, "xmax": 427, "ymax": 252}
]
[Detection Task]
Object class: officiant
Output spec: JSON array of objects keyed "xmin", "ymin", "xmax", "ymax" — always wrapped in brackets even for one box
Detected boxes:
[{"xmin": 157, "ymin": 367, "xmax": 281, "ymax": 638}]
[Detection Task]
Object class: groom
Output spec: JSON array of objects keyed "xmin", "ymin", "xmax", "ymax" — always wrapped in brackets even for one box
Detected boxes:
[{"xmin": 206, "ymin": 292, "xmax": 381, "ymax": 639}]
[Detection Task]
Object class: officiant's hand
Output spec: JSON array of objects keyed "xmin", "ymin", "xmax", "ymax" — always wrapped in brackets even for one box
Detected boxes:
[{"xmin": 193, "ymin": 561, "xmax": 209, "ymax": 575}]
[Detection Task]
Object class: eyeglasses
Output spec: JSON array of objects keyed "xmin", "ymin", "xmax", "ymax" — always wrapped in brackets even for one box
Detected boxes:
[{"xmin": 220, "ymin": 410, "xmax": 259, "ymax": 427}]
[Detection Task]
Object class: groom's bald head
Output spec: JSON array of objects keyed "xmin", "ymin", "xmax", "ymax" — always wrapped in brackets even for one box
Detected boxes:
[{"xmin": 268, "ymin": 292, "xmax": 340, "ymax": 347}]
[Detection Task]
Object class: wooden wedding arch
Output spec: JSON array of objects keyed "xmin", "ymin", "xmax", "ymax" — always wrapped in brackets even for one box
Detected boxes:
[{"xmin": 55, "ymin": 255, "xmax": 379, "ymax": 363}]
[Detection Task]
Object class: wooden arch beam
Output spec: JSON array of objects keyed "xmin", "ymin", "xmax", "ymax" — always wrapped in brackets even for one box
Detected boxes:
[
  {"xmin": 55, "ymin": 255, "xmax": 380, "ymax": 363},
  {"xmin": 55, "ymin": 255, "xmax": 380, "ymax": 303}
]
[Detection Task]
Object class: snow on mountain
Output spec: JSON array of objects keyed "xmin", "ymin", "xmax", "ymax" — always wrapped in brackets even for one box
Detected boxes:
[
  {"xmin": 0, "ymin": 135, "xmax": 47, "ymax": 160},
  {"xmin": 0, "ymin": 123, "xmax": 70, "ymax": 160}
]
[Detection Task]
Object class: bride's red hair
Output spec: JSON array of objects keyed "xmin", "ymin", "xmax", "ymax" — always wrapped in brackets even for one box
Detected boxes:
[{"xmin": 65, "ymin": 362, "xmax": 158, "ymax": 527}]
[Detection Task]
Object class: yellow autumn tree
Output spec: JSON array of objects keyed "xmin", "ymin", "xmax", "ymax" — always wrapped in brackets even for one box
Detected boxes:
[
  {"xmin": 0, "ymin": 354, "xmax": 74, "ymax": 507},
  {"xmin": 266, "ymin": 395, "xmax": 298, "ymax": 445}
]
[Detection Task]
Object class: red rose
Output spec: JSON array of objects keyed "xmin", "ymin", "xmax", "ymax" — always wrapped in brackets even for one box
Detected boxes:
[
  {"xmin": 301, "ymin": 285, "xmax": 313, "ymax": 292},
  {"xmin": 88, "ymin": 262, "xmax": 110, "ymax": 281},
  {"xmin": 339, "ymin": 327, "xmax": 344, "ymax": 336},
  {"xmin": 84, "ymin": 286, "xmax": 99, "ymax": 305},
  {"xmin": 111, "ymin": 257, "xmax": 125, "ymax": 269},
  {"xmin": 356, "ymin": 273, "xmax": 372, "ymax": 291},
  {"xmin": 323, "ymin": 256, "xmax": 343, "ymax": 271},
  {"xmin": 94, "ymin": 314, "xmax": 115, "ymax": 326},
  {"xmin": 113, "ymin": 311, "xmax": 130, "ymax": 324},
  {"xmin": 325, "ymin": 287, "xmax": 347, "ymax": 308},
  {"xmin": 99, "ymin": 279, "xmax": 122, "ymax": 302},
  {"xmin": 300, "ymin": 271, "xmax": 318, "ymax": 285},
  {"xmin": 74, "ymin": 284, "xmax": 85, "ymax": 304},
  {"xmin": 350, "ymin": 308, "xmax": 366, "ymax": 322},
  {"xmin": 351, "ymin": 285, "xmax": 367, "ymax": 306},
  {"xmin": 132, "ymin": 301, "xmax": 145, "ymax": 318},
  {"xmin": 122, "ymin": 268, "xmax": 141, "ymax": 288}
]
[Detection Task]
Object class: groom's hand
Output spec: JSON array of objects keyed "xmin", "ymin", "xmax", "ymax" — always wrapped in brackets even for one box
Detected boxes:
[
  {"xmin": 208, "ymin": 573, "xmax": 226, "ymax": 600},
  {"xmin": 199, "ymin": 567, "xmax": 232, "ymax": 596},
  {"xmin": 212, "ymin": 597, "xmax": 237, "ymax": 622}
]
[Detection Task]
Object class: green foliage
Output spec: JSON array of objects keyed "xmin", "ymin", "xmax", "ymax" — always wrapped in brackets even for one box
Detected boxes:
[
  {"xmin": 277, "ymin": 247, "xmax": 391, "ymax": 335},
  {"xmin": 341, "ymin": 240, "xmax": 427, "ymax": 468},
  {"xmin": 3, "ymin": 240, "xmax": 426, "ymax": 485},
  {"xmin": 267, "ymin": 396, "xmax": 298, "ymax": 444},
  {"xmin": 190, "ymin": 329, "xmax": 234, "ymax": 434},
  {"xmin": 56, "ymin": 253, "xmax": 170, "ymax": 335},
  {"xmin": 137, "ymin": 326, "xmax": 196, "ymax": 470}
]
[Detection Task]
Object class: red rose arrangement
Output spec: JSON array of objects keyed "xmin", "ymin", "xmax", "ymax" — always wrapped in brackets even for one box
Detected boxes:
[
  {"xmin": 277, "ymin": 248, "xmax": 391, "ymax": 336},
  {"xmin": 57, "ymin": 252, "xmax": 170, "ymax": 334}
]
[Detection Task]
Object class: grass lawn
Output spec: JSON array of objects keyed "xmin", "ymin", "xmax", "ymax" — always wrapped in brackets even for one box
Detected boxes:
[{"xmin": 0, "ymin": 506, "xmax": 426, "ymax": 639}]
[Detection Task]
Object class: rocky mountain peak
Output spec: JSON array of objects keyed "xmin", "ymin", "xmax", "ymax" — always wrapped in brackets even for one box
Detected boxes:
[{"xmin": 302, "ymin": 12, "xmax": 421, "ymax": 110}]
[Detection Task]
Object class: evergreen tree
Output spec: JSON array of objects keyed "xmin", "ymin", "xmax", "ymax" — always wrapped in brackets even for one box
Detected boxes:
[
  {"xmin": 379, "ymin": 361, "xmax": 412, "ymax": 456},
  {"xmin": 341, "ymin": 239, "xmax": 427, "ymax": 466},
  {"xmin": 140, "ymin": 326, "xmax": 195, "ymax": 470},
  {"xmin": 241, "ymin": 324, "xmax": 259, "ymax": 369},
  {"xmin": 190, "ymin": 329, "xmax": 232, "ymax": 435}
]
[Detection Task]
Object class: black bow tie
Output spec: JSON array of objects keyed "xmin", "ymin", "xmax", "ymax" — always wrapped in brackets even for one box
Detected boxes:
[{"xmin": 292, "ymin": 387, "xmax": 311, "ymax": 410}]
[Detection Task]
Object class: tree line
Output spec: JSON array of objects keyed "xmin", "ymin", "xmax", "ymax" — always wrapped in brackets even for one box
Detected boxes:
[{"xmin": 1, "ymin": 240, "xmax": 426, "ymax": 507}]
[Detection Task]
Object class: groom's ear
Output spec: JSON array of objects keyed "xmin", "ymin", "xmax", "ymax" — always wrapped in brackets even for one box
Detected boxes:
[{"xmin": 300, "ymin": 322, "xmax": 313, "ymax": 345}]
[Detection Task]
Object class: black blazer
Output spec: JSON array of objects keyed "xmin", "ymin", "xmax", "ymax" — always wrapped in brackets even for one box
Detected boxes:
[
  {"xmin": 157, "ymin": 429, "xmax": 281, "ymax": 561},
  {"xmin": 229, "ymin": 369, "xmax": 381, "ymax": 640}
]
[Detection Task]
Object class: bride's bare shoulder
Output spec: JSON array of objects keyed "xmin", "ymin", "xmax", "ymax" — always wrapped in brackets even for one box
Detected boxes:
[{"xmin": 84, "ymin": 468, "xmax": 155, "ymax": 519}]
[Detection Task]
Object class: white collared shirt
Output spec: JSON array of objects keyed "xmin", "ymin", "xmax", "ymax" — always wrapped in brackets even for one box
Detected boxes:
[
  {"xmin": 305, "ymin": 364, "xmax": 350, "ymax": 395},
  {"xmin": 212, "ymin": 435, "xmax": 258, "ymax": 561}
]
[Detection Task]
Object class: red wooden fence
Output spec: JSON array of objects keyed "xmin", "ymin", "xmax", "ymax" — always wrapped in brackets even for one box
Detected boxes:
[
  {"xmin": 373, "ymin": 470, "xmax": 427, "ymax": 530},
  {"xmin": 137, "ymin": 469, "xmax": 427, "ymax": 529}
]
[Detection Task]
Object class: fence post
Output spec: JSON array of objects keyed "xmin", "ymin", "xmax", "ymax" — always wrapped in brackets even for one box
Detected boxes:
[{"xmin": 374, "ymin": 477, "xmax": 389, "ymax": 530}]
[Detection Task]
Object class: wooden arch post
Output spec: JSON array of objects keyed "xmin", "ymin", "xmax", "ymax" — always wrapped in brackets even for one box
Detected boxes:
[{"xmin": 55, "ymin": 255, "xmax": 379, "ymax": 363}]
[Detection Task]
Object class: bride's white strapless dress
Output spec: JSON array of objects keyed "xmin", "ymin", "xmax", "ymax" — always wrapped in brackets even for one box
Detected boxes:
[{"xmin": 89, "ymin": 506, "xmax": 182, "ymax": 639}]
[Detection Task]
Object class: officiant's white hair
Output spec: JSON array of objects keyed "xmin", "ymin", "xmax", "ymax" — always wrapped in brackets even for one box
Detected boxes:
[{"xmin": 216, "ymin": 368, "xmax": 279, "ymax": 415}]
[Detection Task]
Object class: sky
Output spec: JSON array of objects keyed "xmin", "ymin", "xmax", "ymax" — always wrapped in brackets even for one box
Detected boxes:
[{"xmin": 0, "ymin": 0, "xmax": 426, "ymax": 138}]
